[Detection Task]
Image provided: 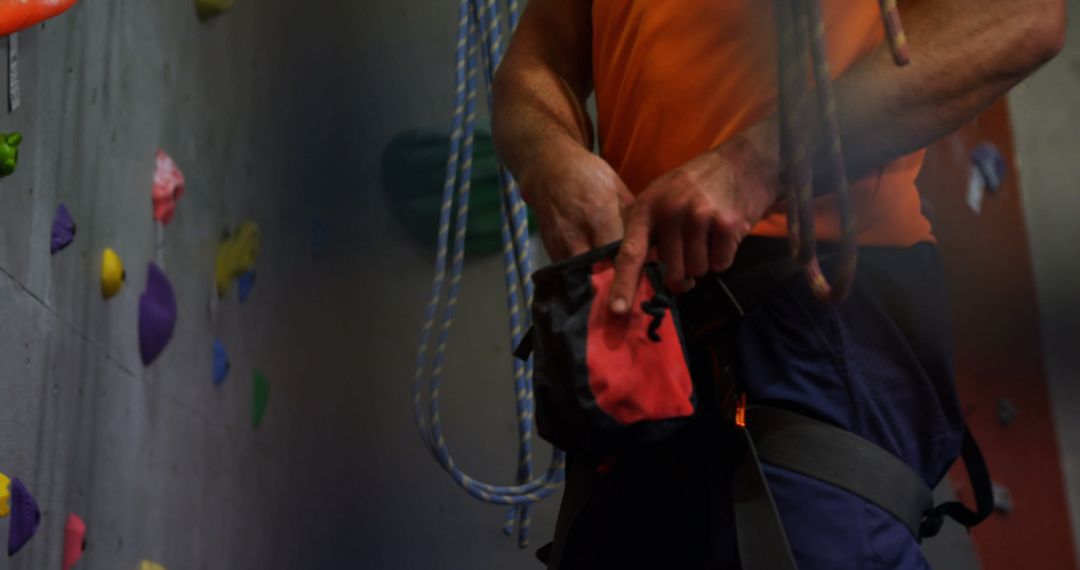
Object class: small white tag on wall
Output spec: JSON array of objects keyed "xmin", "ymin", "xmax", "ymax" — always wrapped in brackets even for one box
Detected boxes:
[
  {"xmin": 966, "ymin": 164, "xmax": 985, "ymax": 215},
  {"xmin": 8, "ymin": 33, "xmax": 19, "ymax": 112}
]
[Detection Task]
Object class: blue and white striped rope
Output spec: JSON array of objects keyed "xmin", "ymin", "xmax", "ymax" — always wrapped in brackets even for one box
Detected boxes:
[
  {"xmin": 471, "ymin": 0, "xmax": 543, "ymax": 547},
  {"xmin": 412, "ymin": 0, "xmax": 566, "ymax": 550}
]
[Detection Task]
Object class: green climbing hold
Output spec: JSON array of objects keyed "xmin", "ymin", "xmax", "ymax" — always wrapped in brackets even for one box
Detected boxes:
[
  {"xmin": 0, "ymin": 132, "xmax": 22, "ymax": 177},
  {"xmin": 196, "ymin": 0, "xmax": 235, "ymax": 21},
  {"xmin": 252, "ymin": 370, "xmax": 269, "ymax": 428},
  {"xmin": 381, "ymin": 127, "xmax": 537, "ymax": 256}
]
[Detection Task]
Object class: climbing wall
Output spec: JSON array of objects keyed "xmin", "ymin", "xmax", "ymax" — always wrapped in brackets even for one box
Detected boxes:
[
  {"xmin": 0, "ymin": 1, "xmax": 358, "ymax": 568},
  {"xmin": 0, "ymin": 0, "xmax": 564, "ymax": 568}
]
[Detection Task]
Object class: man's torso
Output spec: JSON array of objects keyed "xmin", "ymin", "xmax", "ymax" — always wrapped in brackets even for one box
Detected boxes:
[{"xmin": 591, "ymin": 0, "xmax": 931, "ymax": 246}]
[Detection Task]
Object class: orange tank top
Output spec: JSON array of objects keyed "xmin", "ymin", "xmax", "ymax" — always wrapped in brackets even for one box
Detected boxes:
[{"xmin": 591, "ymin": 0, "xmax": 931, "ymax": 246}]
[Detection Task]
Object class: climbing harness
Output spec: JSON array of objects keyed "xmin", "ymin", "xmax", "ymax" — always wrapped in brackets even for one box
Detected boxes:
[{"xmin": 411, "ymin": 0, "xmax": 564, "ymax": 549}]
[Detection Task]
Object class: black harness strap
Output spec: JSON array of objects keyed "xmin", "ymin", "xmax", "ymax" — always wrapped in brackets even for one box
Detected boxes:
[
  {"xmin": 747, "ymin": 406, "xmax": 933, "ymax": 539},
  {"xmin": 734, "ymin": 405, "xmax": 996, "ymax": 570},
  {"xmin": 734, "ymin": 425, "xmax": 799, "ymax": 570},
  {"xmin": 918, "ymin": 428, "xmax": 994, "ymax": 538}
]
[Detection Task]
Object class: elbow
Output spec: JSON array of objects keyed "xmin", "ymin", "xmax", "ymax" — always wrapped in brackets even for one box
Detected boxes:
[
  {"xmin": 1033, "ymin": 0, "xmax": 1067, "ymax": 65},
  {"xmin": 1015, "ymin": 0, "xmax": 1067, "ymax": 72}
]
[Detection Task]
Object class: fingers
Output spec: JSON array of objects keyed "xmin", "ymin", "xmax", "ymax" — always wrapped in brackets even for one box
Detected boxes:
[
  {"xmin": 610, "ymin": 205, "xmax": 651, "ymax": 315},
  {"xmin": 683, "ymin": 199, "xmax": 711, "ymax": 279},
  {"xmin": 659, "ymin": 213, "xmax": 687, "ymax": 291},
  {"xmin": 587, "ymin": 210, "xmax": 626, "ymax": 249},
  {"xmin": 660, "ymin": 226, "xmax": 695, "ymax": 294},
  {"xmin": 708, "ymin": 214, "xmax": 749, "ymax": 273},
  {"xmin": 708, "ymin": 222, "xmax": 737, "ymax": 273}
]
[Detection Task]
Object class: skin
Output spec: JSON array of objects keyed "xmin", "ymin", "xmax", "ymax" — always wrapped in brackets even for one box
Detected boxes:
[{"xmin": 492, "ymin": 0, "xmax": 1066, "ymax": 314}]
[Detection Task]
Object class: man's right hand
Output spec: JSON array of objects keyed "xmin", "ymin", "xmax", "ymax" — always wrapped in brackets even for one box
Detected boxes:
[{"xmin": 518, "ymin": 141, "xmax": 634, "ymax": 262}]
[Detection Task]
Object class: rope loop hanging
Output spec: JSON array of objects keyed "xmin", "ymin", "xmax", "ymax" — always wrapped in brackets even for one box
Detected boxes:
[
  {"xmin": 411, "ymin": 0, "xmax": 565, "ymax": 550},
  {"xmin": 777, "ymin": 0, "xmax": 911, "ymax": 303}
]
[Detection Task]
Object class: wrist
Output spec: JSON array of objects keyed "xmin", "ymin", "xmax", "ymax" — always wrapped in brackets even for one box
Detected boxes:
[
  {"xmin": 713, "ymin": 118, "xmax": 782, "ymax": 215},
  {"xmin": 513, "ymin": 134, "xmax": 593, "ymax": 204}
]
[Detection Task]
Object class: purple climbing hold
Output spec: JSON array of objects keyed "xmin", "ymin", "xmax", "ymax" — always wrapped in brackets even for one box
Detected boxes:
[
  {"xmin": 138, "ymin": 263, "xmax": 178, "ymax": 366},
  {"xmin": 8, "ymin": 478, "xmax": 41, "ymax": 557},
  {"xmin": 50, "ymin": 203, "xmax": 76, "ymax": 254}
]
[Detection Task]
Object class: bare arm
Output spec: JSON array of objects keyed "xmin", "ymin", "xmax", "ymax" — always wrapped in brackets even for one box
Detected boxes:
[
  {"xmin": 609, "ymin": 0, "xmax": 1067, "ymax": 311},
  {"xmin": 492, "ymin": 0, "xmax": 594, "ymax": 184},
  {"xmin": 493, "ymin": 0, "xmax": 633, "ymax": 261},
  {"xmin": 837, "ymin": 0, "xmax": 1066, "ymax": 181}
]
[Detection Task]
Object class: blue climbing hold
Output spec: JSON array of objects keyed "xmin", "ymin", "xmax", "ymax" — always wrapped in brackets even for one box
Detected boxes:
[
  {"xmin": 237, "ymin": 271, "xmax": 256, "ymax": 304},
  {"xmin": 213, "ymin": 339, "xmax": 230, "ymax": 385}
]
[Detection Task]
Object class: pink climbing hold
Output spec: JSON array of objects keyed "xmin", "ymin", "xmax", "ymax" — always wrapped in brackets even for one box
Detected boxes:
[
  {"xmin": 152, "ymin": 150, "xmax": 185, "ymax": 225},
  {"xmin": 62, "ymin": 514, "xmax": 86, "ymax": 570}
]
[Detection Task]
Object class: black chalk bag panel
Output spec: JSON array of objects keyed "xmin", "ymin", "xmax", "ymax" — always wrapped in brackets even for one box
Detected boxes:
[{"xmin": 519, "ymin": 242, "xmax": 696, "ymax": 456}]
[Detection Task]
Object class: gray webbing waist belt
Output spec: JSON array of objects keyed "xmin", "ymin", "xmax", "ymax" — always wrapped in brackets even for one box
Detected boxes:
[{"xmin": 735, "ymin": 405, "xmax": 994, "ymax": 570}]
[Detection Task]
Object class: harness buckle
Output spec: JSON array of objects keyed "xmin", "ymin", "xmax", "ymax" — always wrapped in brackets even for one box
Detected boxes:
[{"xmin": 735, "ymin": 393, "xmax": 747, "ymax": 428}]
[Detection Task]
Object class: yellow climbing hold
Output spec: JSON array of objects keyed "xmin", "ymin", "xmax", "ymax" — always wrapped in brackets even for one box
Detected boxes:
[
  {"xmin": 0, "ymin": 471, "xmax": 10, "ymax": 518},
  {"xmin": 139, "ymin": 561, "xmax": 167, "ymax": 570},
  {"xmin": 101, "ymin": 248, "xmax": 125, "ymax": 299},
  {"xmin": 215, "ymin": 220, "xmax": 260, "ymax": 298},
  {"xmin": 196, "ymin": 0, "xmax": 235, "ymax": 21}
]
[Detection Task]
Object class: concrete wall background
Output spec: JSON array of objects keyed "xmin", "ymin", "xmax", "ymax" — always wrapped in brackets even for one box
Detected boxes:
[{"xmin": 1011, "ymin": 0, "xmax": 1080, "ymax": 554}]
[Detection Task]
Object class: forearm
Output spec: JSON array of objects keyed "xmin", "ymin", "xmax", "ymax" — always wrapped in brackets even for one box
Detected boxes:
[
  {"xmin": 492, "ymin": 0, "xmax": 595, "ymax": 202},
  {"xmin": 492, "ymin": 62, "xmax": 594, "ymax": 196},
  {"xmin": 833, "ymin": 0, "xmax": 1066, "ymax": 181}
]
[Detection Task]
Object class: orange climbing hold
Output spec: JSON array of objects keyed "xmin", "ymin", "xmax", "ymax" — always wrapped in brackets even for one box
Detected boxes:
[{"xmin": 0, "ymin": 0, "xmax": 80, "ymax": 37}]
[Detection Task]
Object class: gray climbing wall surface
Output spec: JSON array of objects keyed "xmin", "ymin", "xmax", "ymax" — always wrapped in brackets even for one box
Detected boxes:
[
  {"xmin": 0, "ymin": 0, "xmax": 561, "ymax": 568},
  {"xmin": 0, "ymin": 0, "xmax": 355, "ymax": 568}
]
